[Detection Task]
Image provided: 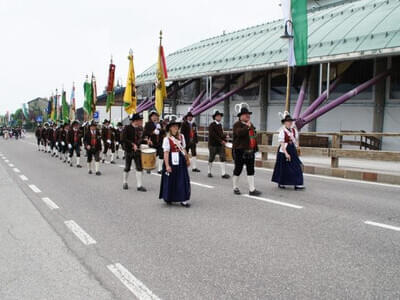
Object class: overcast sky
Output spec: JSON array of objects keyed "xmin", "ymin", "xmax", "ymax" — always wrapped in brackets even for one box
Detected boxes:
[{"xmin": 0, "ymin": 0, "xmax": 282, "ymax": 114}]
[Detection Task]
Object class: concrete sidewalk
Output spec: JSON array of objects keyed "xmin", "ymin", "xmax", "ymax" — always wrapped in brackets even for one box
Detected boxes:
[{"xmin": 0, "ymin": 161, "xmax": 112, "ymax": 299}]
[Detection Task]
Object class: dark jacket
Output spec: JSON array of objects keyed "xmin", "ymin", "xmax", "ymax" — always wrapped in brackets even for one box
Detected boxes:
[
  {"xmin": 84, "ymin": 129, "xmax": 102, "ymax": 152},
  {"xmin": 181, "ymin": 120, "xmax": 198, "ymax": 146},
  {"xmin": 122, "ymin": 125, "xmax": 145, "ymax": 153},
  {"xmin": 47, "ymin": 128, "xmax": 55, "ymax": 142},
  {"xmin": 35, "ymin": 128, "xmax": 41, "ymax": 139},
  {"xmin": 208, "ymin": 121, "xmax": 226, "ymax": 147},
  {"xmin": 67, "ymin": 129, "xmax": 83, "ymax": 146},
  {"xmin": 115, "ymin": 128, "xmax": 123, "ymax": 143},
  {"xmin": 61, "ymin": 129, "xmax": 69, "ymax": 143},
  {"xmin": 232, "ymin": 121, "xmax": 258, "ymax": 152},
  {"xmin": 143, "ymin": 121, "xmax": 164, "ymax": 148},
  {"xmin": 101, "ymin": 127, "xmax": 115, "ymax": 143}
]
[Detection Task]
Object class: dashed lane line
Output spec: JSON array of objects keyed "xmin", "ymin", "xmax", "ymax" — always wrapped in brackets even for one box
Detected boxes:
[
  {"xmin": 4, "ymin": 159, "xmax": 9, "ymax": 163},
  {"xmin": 364, "ymin": 221, "xmax": 400, "ymax": 232},
  {"xmin": 19, "ymin": 174, "xmax": 28, "ymax": 181},
  {"xmin": 64, "ymin": 220, "xmax": 97, "ymax": 245},
  {"xmin": 28, "ymin": 184, "xmax": 41, "ymax": 193},
  {"xmin": 107, "ymin": 263, "xmax": 161, "ymax": 300},
  {"xmin": 8, "ymin": 164, "xmax": 14, "ymax": 167},
  {"xmin": 13, "ymin": 168, "xmax": 20, "ymax": 173},
  {"xmin": 41, "ymin": 197, "xmax": 59, "ymax": 210},
  {"xmin": 243, "ymin": 194, "xmax": 304, "ymax": 209}
]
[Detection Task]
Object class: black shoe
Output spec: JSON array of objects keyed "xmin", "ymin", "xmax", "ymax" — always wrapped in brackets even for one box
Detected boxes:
[
  {"xmin": 102, "ymin": 159, "xmax": 105, "ymax": 163},
  {"xmin": 77, "ymin": 165, "xmax": 82, "ymax": 168},
  {"xmin": 116, "ymin": 156, "xmax": 120, "ymax": 159},
  {"xmin": 96, "ymin": 171, "xmax": 101, "ymax": 176},
  {"xmin": 278, "ymin": 184, "xmax": 286, "ymax": 189},
  {"xmin": 157, "ymin": 171, "xmax": 162, "ymax": 175},
  {"xmin": 137, "ymin": 186, "xmax": 147, "ymax": 192},
  {"xmin": 70, "ymin": 163, "xmax": 73, "ymax": 167},
  {"xmin": 110, "ymin": 161, "xmax": 115, "ymax": 164},
  {"xmin": 208, "ymin": 173, "xmax": 213, "ymax": 178},
  {"xmin": 122, "ymin": 156, "xmax": 125, "ymax": 160},
  {"xmin": 295, "ymin": 186, "xmax": 305, "ymax": 190},
  {"xmin": 123, "ymin": 183, "xmax": 128, "ymax": 190},
  {"xmin": 192, "ymin": 168, "xmax": 201, "ymax": 173},
  {"xmin": 233, "ymin": 188, "xmax": 241, "ymax": 195},
  {"xmin": 181, "ymin": 202, "xmax": 191, "ymax": 208},
  {"xmin": 165, "ymin": 201, "xmax": 172, "ymax": 205},
  {"xmin": 221, "ymin": 174, "xmax": 230, "ymax": 179},
  {"xmin": 88, "ymin": 170, "xmax": 92, "ymax": 174},
  {"xmin": 249, "ymin": 190, "xmax": 261, "ymax": 196},
  {"xmin": 146, "ymin": 170, "xmax": 151, "ymax": 174}
]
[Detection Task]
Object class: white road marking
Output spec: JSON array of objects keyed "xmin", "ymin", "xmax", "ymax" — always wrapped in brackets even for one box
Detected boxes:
[
  {"xmin": 41, "ymin": 197, "xmax": 59, "ymax": 210},
  {"xmin": 243, "ymin": 194, "xmax": 303, "ymax": 209},
  {"xmin": 19, "ymin": 175, "xmax": 28, "ymax": 181},
  {"xmin": 13, "ymin": 168, "xmax": 20, "ymax": 173},
  {"xmin": 151, "ymin": 172, "xmax": 214, "ymax": 189},
  {"xmin": 64, "ymin": 220, "xmax": 96, "ymax": 245},
  {"xmin": 107, "ymin": 263, "xmax": 161, "ymax": 300},
  {"xmin": 2, "ymin": 157, "xmax": 6, "ymax": 160},
  {"xmin": 9, "ymin": 164, "xmax": 14, "ymax": 167},
  {"xmin": 28, "ymin": 184, "xmax": 41, "ymax": 193},
  {"xmin": 4, "ymin": 160, "xmax": 9, "ymax": 163},
  {"xmin": 364, "ymin": 221, "xmax": 400, "ymax": 232}
]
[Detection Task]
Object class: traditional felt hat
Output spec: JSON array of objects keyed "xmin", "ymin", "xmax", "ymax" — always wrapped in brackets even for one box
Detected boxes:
[
  {"xmin": 212, "ymin": 110, "xmax": 223, "ymax": 119},
  {"xmin": 148, "ymin": 110, "xmax": 159, "ymax": 120},
  {"xmin": 117, "ymin": 122, "xmax": 123, "ymax": 127},
  {"xmin": 281, "ymin": 114, "xmax": 296, "ymax": 124},
  {"xmin": 237, "ymin": 107, "xmax": 252, "ymax": 117},
  {"xmin": 184, "ymin": 112, "xmax": 194, "ymax": 119},
  {"xmin": 130, "ymin": 113, "xmax": 143, "ymax": 121},
  {"xmin": 166, "ymin": 116, "xmax": 182, "ymax": 131},
  {"xmin": 72, "ymin": 120, "xmax": 80, "ymax": 126},
  {"xmin": 89, "ymin": 120, "xmax": 98, "ymax": 127},
  {"xmin": 103, "ymin": 119, "xmax": 110, "ymax": 125}
]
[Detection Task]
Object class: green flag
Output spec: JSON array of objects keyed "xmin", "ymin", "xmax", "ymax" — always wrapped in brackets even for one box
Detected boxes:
[
  {"xmin": 83, "ymin": 80, "xmax": 92, "ymax": 118},
  {"xmin": 106, "ymin": 90, "xmax": 115, "ymax": 113},
  {"xmin": 62, "ymin": 90, "xmax": 69, "ymax": 122}
]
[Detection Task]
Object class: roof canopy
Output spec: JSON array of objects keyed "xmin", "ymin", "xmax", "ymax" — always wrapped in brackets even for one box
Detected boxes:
[{"xmin": 137, "ymin": 0, "xmax": 400, "ymax": 84}]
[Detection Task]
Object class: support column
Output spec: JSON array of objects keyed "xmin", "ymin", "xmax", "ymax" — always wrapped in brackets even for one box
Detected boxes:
[
  {"xmin": 223, "ymin": 75, "xmax": 231, "ymax": 130},
  {"xmin": 372, "ymin": 58, "xmax": 387, "ymax": 135},
  {"xmin": 259, "ymin": 72, "xmax": 269, "ymax": 131},
  {"xmin": 308, "ymin": 65, "xmax": 319, "ymax": 132}
]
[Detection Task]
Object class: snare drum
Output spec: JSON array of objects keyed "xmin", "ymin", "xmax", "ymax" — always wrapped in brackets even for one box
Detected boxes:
[
  {"xmin": 224, "ymin": 142, "xmax": 233, "ymax": 162},
  {"xmin": 141, "ymin": 148, "xmax": 157, "ymax": 170}
]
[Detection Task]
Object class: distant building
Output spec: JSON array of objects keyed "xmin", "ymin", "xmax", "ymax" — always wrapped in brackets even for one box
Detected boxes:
[{"xmin": 27, "ymin": 97, "xmax": 49, "ymax": 122}]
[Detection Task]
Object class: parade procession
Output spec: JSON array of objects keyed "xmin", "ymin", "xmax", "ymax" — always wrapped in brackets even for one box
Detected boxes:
[{"xmin": 1, "ymin": 0, "xmax": 400, "ymax": 299}]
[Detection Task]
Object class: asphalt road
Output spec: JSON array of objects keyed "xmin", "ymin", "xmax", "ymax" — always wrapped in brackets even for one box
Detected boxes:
[{"xmin": 1, "ymin": 134, "xmax": 400, "ymax": 299}]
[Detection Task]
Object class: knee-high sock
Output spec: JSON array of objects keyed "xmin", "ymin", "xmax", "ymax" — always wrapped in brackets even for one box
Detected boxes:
[
  {"xmin": 76, "ymin": 157, "xmax": 80, "ymax": 165},
  {"xmin": 208, "ymin": 162, "xmax": 212, "ymax": 174},
  {"xmin": 68, "ymin": 156, "xmax": 71, "ymax": 163},
  {"xmin": 123, "ymin": 171, "xmax": 129, "ymax": 184},
  {"xmin": 220, "ymin": 162, "xmax": 226, "ymax": 176},
  {"xmin": 135, "ymin": 171, "xmax": 143, "ymax": 188},
  {"xmin": 87, "ymin": 162, "xmax": 92, "ymax": 171},
  {"xmin": 157, "ymin": 158, "xmax": 163, "ymax": 172},
  {"xmin": 247, "ymin": 176, "xmax": 255, "ymax": 192},
  {"xmin": 233, "ymin": 175, "xmax": 239, "ymax": 189},
  {"xmin": 192, "ymin": 157, "xmax": 197, "ymax": 169},
  {"xmin": 95, "ymin": 162, "xmax": 100, "ymax": 172},
  {"xmin": 110, "ymin": 153, "xmax": 114, "ymax": 162}
]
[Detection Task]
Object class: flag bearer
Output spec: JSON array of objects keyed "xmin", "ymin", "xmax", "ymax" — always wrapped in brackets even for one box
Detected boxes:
[
  {"xmin": 207, "ymin": 110, "xmax": 230, "ymax": 179},
  {"xmin": 67, "ymin": 120, "xmax": 83, "ymax": 168},
  {"xmin": 181, "ymin": 112, "xmax": 200, "ymax": 172},
  {"xmin": 144, "ymin": 111, "xmax": 165, "ymax": 174},
  {"xmin": 84, "ymin": 120, "xmax": 102, "ymax": 175},
  {"xmin": 122, "ymin": 113, "xmax": 147, "ymax": 192},
  {"xmin": 232, "ymin": 104, "xmax": 261, "ymax": 196},
  {"xmin": 101, "ymin": 119, "xmax": 116, "ymax": 164}
]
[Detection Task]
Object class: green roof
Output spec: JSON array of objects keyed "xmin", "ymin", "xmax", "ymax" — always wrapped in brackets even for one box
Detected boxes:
[{"xmin": 137, "ymin": 0, "xmax": 400, "ymax": 84}]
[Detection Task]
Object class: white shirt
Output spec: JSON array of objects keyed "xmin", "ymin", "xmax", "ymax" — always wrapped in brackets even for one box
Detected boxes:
[
  {"xmin": 162, "ymin": 134, "xmax": 186, "ymax": 152},
  {"xmin": 278, "ymin": 127, "xmax": 298, "ymax": 143}
]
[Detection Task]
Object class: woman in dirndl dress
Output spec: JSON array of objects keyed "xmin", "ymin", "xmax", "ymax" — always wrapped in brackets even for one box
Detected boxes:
[
  {"xmin": 159, "ymin": 117, "xmax": 191, "ymax": 207},
  {"xmin": 271, "ymin": 114, "xmax": 305, "ymax": 190}
]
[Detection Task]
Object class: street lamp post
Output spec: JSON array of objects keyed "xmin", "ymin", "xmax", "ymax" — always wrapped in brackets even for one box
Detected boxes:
[{"xmin": 281, "ymin": 20, "xmax": 294, "ymax": 113}]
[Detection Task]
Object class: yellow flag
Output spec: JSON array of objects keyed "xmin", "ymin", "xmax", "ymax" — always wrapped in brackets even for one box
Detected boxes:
[
  {"xmin": 155, "ymin": 43, "xmax": 168, "ymax": 115},
  {"xmin": 123, "ymin": 51, "xmax": 137, "ymax": 115}
]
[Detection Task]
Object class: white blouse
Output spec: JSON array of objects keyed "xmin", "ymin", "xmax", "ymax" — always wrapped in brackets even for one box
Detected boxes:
[{"xmin": 162, "ymin": 134, "xmax": 186, "ymax": 152}]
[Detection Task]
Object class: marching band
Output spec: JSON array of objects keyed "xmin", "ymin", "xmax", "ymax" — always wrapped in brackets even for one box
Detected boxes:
[{"xmin": 30, "ymin": 104, "xmax": 305, "ymax": 208}]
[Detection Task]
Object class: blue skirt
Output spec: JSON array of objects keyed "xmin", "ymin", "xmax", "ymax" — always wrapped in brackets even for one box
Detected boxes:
[
  {"xmin": 159, "ymin": 152, "xmax": 191, "ymax": 202},
  {"xmin": 271, "ymin": 143, "xmax": 304, "ymax": 186}
]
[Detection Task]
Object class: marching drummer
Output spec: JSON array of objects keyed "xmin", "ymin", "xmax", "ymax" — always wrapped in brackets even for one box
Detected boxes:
[
  {"xmin": 181, "ymin": 112, "xmax": 200, "ymax": 172},
  {"xmin": 232, "ymin": 104, "xmax": 261, "ymax": 196},
  {"xmin": 101, "ymin": 119, "xmax": 116, "ymax": 164},
  {"xmin": 144, "ymin": 111, "xmax": 165, "ymax": 174},
  {"xmin": 159, "ymin": 116, "xmax": 191, "ymax": 207},
  {"xmin": 207, "ymin": 110, "xmax": 230, "ymax": 179},
  {"xmin": 271, "ymin": 113, "xmax": 305, "ymax": 190},
  {"xmin": 83, "ymin": 120, "xmax": 102, "ymax": 175},
  {"xmin": 122, "ymin": 113, "xmax": 147, "ymax": 192}
]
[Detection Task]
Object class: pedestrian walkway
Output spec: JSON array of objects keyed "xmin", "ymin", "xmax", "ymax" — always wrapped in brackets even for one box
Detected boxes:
[{"xmin": 0, "ymin": 161, "xmax": 112, "ymax": 300}]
